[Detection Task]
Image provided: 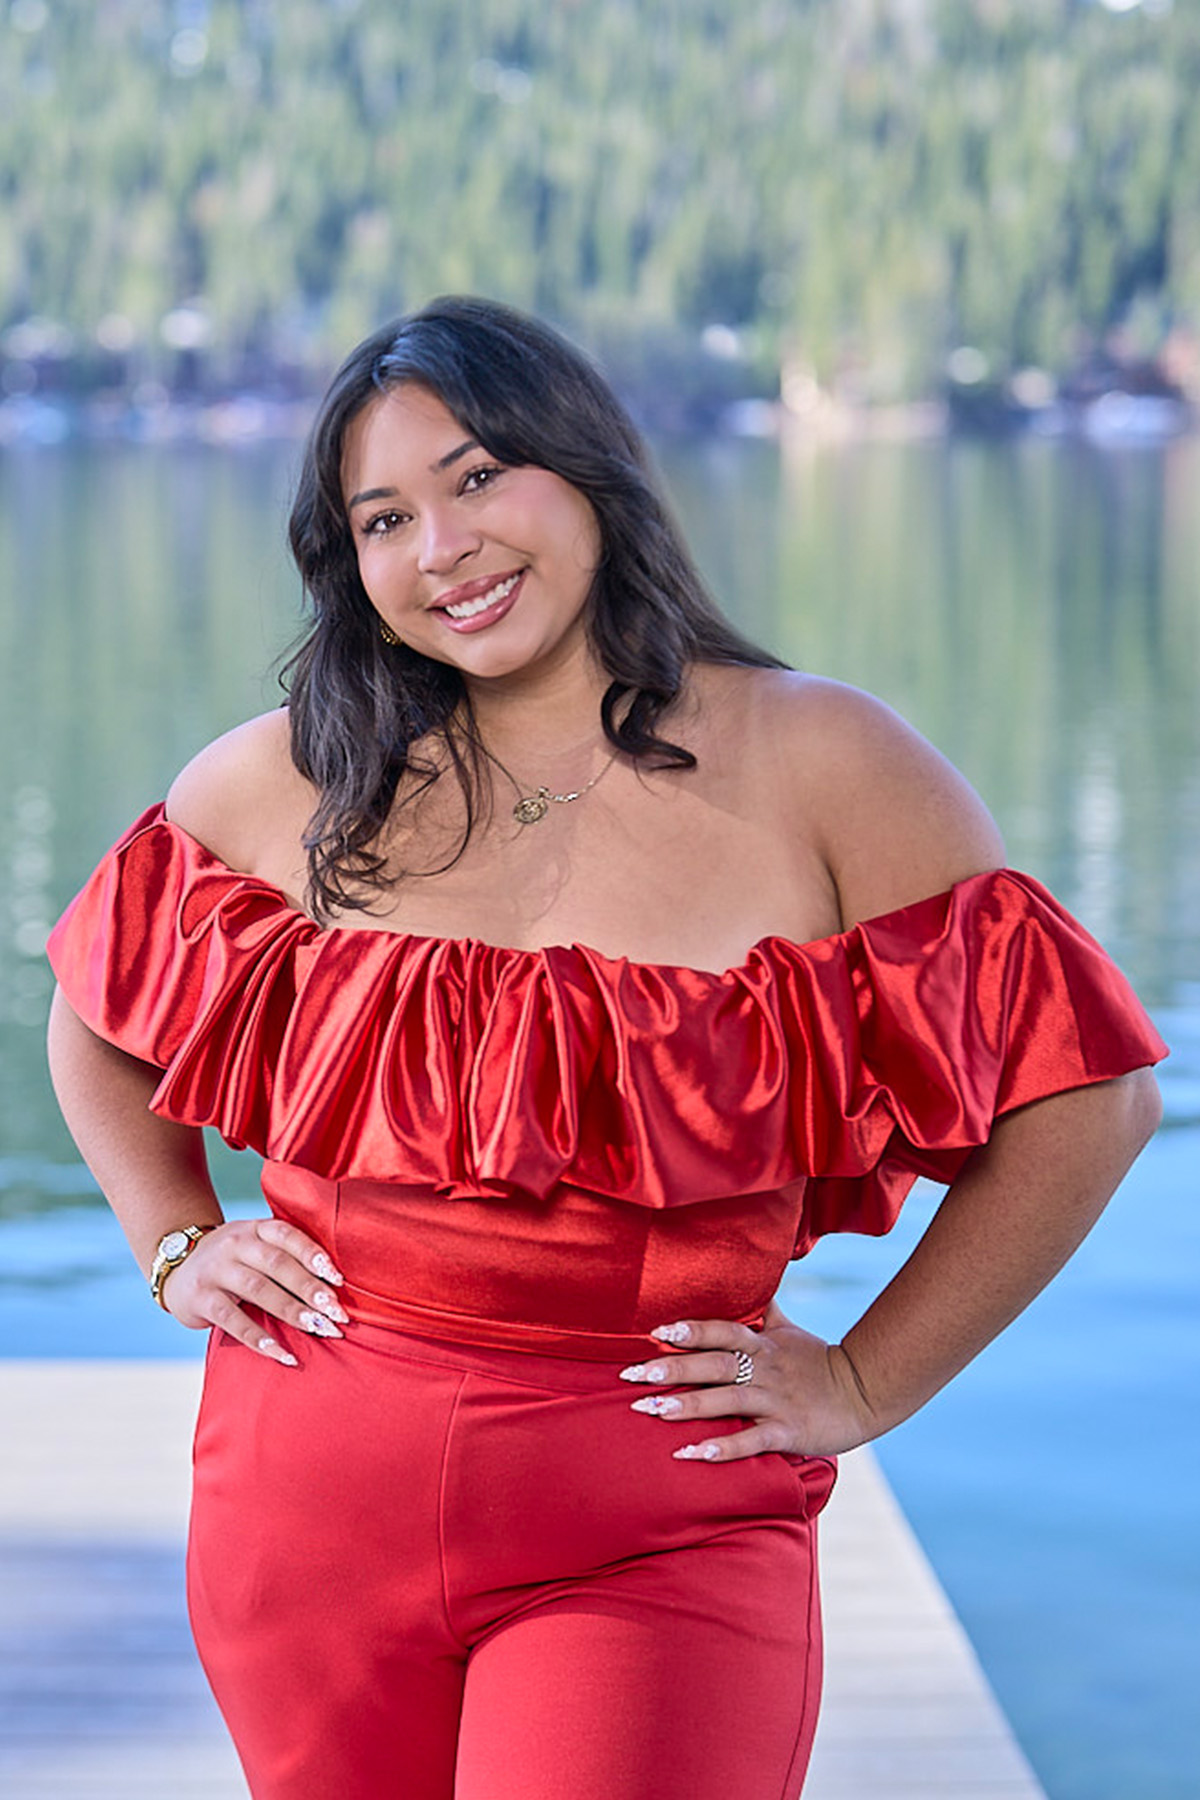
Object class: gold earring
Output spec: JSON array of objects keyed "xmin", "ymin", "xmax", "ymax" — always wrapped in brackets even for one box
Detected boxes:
[{"xmin": 379, "ymin": 619, "xmax": 401, "ymax": 646}]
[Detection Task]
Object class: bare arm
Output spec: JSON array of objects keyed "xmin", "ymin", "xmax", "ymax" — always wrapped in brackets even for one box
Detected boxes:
[
  {"xmin": 830, "ymin": 1069, "xmax": 1162, "ymax": 1438},
  {"xmin": 47, "ymin": 987, "xmax": 348, "ymax": 1362},
  {"xmin": 45, "ymin": 707, "xmax": 340, "ymax": 1358},
  {"xmin": 47, "ymin": 986, "xmax": 222, "ymax": 1272},
  {"xmin": 622, "ymin": 1067, "xmax": 1161, "ymax": 1459}
]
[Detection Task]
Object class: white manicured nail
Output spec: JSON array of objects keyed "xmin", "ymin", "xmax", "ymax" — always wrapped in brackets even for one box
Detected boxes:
[
  {"xmin": 311, "ymin": 1252, "xmax": 344, "ymax": 1286},
  {"xmin": 621, "ymin": 1361, "xmax": 669, "ymax": 1382},
  {"xmin": 631, "ymin": 1394, "xmax": 682, "ymax": 1416},
  {"xmin": 651, "ymin": 1322, "xmax": 691, "ymax": 1345},
  {"xmin": 674, "ymin": 1442, "xmax": 721, "ymax": 1461},
  {"xmin": 298, "ymin": 1311, "xmax": 342, "ymax": 1339},
  {"xmin": 311, "ymin": 1289, "xmax": 349, "ymax": 1323},
  {"xmin": 258, "ymin": 1336, "xmax": 298, "ymax": 1367}
]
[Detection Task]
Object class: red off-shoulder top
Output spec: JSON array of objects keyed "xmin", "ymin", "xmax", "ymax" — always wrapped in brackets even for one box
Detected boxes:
[{"xmin": 46, "ymin": 807, "xmax": 1167, "ymax": 1357}]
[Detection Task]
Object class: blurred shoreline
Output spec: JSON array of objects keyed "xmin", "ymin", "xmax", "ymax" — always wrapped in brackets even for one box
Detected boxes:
[{"xmin": 1, "ymin": 382, "xmax": 1194, "ymax": 449}]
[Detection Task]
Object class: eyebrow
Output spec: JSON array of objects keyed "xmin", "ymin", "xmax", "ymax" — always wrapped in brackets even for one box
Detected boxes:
[
  {"xmin": 432, "ymin": 438, "xmax": 481, "ymax": 473},
  {"xmin": 347, "ymin": 439, "xmax": 482, "ymax": 511},
  {"xmin": 347, "ymin": 485, "xmax": 396, "ymax": 510}
]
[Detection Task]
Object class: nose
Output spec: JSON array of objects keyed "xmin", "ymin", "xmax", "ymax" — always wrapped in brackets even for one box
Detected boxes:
[{"xmin": 417, "ymin": 502, "xmax": 479, "ymax": 574}]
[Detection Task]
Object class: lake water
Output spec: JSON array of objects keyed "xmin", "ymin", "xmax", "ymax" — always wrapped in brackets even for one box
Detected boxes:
[{"xmin": 1, "ymin": 431, "xmax": 1197, "ymax": 1800}]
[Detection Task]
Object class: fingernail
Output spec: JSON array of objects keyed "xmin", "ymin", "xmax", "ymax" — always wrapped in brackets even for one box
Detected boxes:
[
  {"xmin": 311, "ymin": 1252, "xmax": 344, "ymax": 1286},
  {"xmin": 619, "ymin": 1361, "xmax": 668, "ymax": 1383},
  {"xmin": 311, "ymin": 1289, "xmax": 349, "ymax": 1324},
  {"xmin": 631, "ymin": 1394, "xmax": 683, "ymax": 1416},
  {"xmin": 298, "ymin": 1311, "xmax": 342, "ymax": 1338},
  {"xmin": 674, "ymin": 1442, "xmax": 721, "ymax": 1462},
  {"xmin": 651, "ymin": 1322, "xmax": 691, "ymax": 1346},
  {"xmin": 258, "ymin": 1336, "xmax": 299, "ymax": 1368}
]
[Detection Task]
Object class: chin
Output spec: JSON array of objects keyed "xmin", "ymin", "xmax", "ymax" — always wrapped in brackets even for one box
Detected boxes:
[{"xmin": 445, "ymin": 632, "xmax": 580, "ymax": 686}]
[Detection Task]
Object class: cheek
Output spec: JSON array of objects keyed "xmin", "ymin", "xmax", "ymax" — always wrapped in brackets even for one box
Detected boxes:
[
  {"xmin": 515, "ymin": 474, "xmax": 600, "ymax": 576},
  {"xmin": 548, "ymin": 498, "xmax": 601, "ymax": 581},
  {"xmin": 572, "ymin": 513, "xmax": 602, "ymax": 578},
  {"xmin": 354, "ymin": 555, "xmax": 382, "ymax": 606},
  {"xmin": 355, "ymin": 540, "xmax": 407, "ymax": 602}
]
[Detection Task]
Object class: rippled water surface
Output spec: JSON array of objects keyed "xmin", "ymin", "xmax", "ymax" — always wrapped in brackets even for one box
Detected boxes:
[{"xmin": 1, "ymin": 433, "xmax": 1197, "ymax": 1800}]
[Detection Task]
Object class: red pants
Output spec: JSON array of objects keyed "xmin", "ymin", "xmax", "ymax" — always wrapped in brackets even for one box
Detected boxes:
[{"xmin": 188, "ymin": 1320, "xmax": 835, "ymax": 1800}]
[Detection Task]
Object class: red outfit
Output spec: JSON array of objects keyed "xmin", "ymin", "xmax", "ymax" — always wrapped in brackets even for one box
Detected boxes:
[{"xmin": 48, "ymin": 807, "xmax": 1167, "ymax": 1798}]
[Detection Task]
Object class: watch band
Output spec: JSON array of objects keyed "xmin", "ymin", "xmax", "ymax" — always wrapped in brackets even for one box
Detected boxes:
[{"xmin": 149, "ymin": 1224, "xmax": 217, "ymax": 1310}]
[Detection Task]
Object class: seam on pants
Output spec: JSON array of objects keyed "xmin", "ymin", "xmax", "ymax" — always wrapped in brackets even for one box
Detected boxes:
[
  {"xmin": 378, "ymin": 1354, "xmax": 613, "ymax": 1398},
  {"xmin": 436, "ymin": 1370, "xmax": 471, "ymax": 1651},
  {"xmin": 777, "ymin": 1518, "xmax": 823, "ymax": 1799}
]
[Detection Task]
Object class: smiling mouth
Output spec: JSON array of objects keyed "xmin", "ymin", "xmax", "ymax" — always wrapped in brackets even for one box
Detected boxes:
[{"xmin": 437, "ymin": 571, "xmax": 523, "ymax": 621}]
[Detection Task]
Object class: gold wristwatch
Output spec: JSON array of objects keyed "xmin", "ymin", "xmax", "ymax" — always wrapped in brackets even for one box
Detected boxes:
[{"xmin": 149, "ymin": 1225, "xmax": 216, "ymax": 1309}]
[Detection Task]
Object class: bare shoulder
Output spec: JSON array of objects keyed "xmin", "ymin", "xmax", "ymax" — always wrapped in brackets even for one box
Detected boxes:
[
  {"xmin": 165, "ymin": 708, "xmax": 315, "ymax": 882},
  {"xmin": 711, "ymin": 668, "xmax": 1006, "ymax": 926}
]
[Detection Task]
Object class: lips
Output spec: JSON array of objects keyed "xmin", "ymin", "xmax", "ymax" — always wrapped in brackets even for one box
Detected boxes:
[{"xmin": 431, "ymin": 568, "xmax": 525, "ymax": 633}]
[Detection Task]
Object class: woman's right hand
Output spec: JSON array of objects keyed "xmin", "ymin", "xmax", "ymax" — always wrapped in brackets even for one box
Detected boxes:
[{"xmin": 161, "ymin": 1217, "xmax": 349, "ymax": 1365}]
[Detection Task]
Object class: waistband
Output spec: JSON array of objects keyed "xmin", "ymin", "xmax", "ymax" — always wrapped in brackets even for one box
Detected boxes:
[{"xmin": 343, "ymin": 1279, "xmax": 766, "ymax": 1363}]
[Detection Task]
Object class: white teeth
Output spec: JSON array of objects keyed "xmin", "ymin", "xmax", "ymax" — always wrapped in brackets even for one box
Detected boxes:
[{"xmin": 443, "ymin": 573, "xmax": 519, "ymax": 620}]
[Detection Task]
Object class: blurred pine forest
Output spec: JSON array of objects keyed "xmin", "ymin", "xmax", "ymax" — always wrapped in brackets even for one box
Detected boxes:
[{"xmin": 3, "ymin": 0, "xmax": 1198, "ymax": 407}]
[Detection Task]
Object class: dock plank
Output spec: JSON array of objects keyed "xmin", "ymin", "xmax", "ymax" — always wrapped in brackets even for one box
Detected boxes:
[{"xmin": 0, "ymin": 1362, "xmax": 1045, "ymax": 1799}]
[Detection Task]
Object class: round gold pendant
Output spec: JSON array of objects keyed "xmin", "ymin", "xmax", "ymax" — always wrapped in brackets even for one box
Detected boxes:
[{"xmin": 513, "ymin": 789, "xmax": 551, "ymax": 825}]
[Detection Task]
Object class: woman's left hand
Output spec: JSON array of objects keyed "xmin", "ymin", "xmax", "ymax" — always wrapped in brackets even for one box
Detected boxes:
[{"xmin": 619, "ymin": 1300, "xmax": 875, "ymax": 1462}]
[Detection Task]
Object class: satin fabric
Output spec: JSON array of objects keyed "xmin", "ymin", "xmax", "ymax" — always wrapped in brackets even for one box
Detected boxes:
[{"xmin": 47, "ymin": 805, "xmax": 1167, "ymax": 1351}]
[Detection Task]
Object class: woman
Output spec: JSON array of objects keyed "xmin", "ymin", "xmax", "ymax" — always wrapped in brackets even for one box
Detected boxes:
[{"xmin": 47, "ymin": 297, "xmax": 1165, "ymax": 1800}]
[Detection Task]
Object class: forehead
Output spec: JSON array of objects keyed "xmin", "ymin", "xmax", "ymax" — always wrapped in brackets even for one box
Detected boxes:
[{"xmin": 341, "ymin": 384, "xmax": 470, "ymax": 487}]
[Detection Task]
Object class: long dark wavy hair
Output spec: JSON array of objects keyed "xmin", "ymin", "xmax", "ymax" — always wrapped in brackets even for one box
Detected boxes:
[{"xmin": 284, "ymin": 295, "xmax": 786, "ymax": 919}]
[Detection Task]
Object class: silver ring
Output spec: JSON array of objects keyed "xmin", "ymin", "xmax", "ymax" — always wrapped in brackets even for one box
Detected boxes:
[{"xmin": 733, "ymin": 1349, "xmax": 755, "ymax": 1387}]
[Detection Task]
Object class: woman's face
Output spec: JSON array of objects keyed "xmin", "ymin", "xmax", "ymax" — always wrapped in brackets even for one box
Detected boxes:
[{"xmin": 342, "ymin": 384, "xmax": 602, "ymax": 688}]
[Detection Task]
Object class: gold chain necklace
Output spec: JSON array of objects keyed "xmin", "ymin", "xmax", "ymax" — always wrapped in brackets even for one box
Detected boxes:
[{"xmin": 495, "ymin": 750, "xmax": 619, "ymax": 826}]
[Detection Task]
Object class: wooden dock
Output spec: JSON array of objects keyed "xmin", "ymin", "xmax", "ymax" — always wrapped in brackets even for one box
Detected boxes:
[{"xmin": 0, "ymin": 1362, "xmax": 1046, "ymax": 1799}]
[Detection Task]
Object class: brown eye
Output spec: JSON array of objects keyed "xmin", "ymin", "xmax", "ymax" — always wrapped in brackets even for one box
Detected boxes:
[
  {"xmin": 365, "ymin": 510, "xmax": 406, "ymax": 537},
  {"xmin": 461, "ymin": 465, "xmax": 504, "ymax": 494}
]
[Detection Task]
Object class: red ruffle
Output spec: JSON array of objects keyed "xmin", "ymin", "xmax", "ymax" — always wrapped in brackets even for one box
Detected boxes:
[{"xmin": 47, "ymin": 806, "xmax": 1167, "ymax": 1251}]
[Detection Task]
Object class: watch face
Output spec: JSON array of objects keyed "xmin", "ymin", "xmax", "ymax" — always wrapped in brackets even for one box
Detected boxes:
[{"xmin": 160, "ymin": 1230, "xmax": 191, "ymax": 1260}]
